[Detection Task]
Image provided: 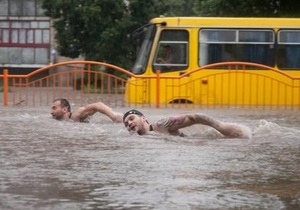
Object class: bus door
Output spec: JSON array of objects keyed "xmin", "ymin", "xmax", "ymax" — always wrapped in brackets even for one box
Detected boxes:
[{"xmin": 152, "ymin": 29, "xmax": 190, "ymax": 104}]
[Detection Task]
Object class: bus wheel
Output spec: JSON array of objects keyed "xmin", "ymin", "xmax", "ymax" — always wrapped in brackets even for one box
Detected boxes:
[{"xmin": 169, "ymin": 99, "xmax": 193, "ymax": 104}]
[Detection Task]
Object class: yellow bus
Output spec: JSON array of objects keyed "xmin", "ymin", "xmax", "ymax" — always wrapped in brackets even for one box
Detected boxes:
[{"xmin": 125, "ymin": 17, "xmax": 300, "ymax": 107}]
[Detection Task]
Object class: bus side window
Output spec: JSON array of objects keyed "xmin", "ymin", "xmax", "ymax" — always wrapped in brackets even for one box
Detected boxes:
[
  {"xmin": 243, "ymin": 44, "xmax": 274, "ymax": 66},
  {"xmin": 278, "ymin": 30, "xmax": 300, "ymax": 69},
  {"xmin": 153, "ymin": 30, "xmax": 188, "ymax": 72},
  {"xmin": 286, "ymin": 46, "xmax": 300, "ymax": 68},
  {"xmin": 200, "ymin": 29, "xmax": 275, "ymax": 67},
  {"xmin": 156, "ymin": 44, "xmax": 177, "ymax": 65},
  {"xmin": 207, "ymin": 44, "xmax": 222, "ymax": 63},
  {"xmin": 278, "ymin": 45, "xmax": 300, "ymax": 69}
]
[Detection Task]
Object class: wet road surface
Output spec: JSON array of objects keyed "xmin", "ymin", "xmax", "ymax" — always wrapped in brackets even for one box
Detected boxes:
[{"xmin": 0, "ymin": 107, "xmax": 299, "ymax": 210}]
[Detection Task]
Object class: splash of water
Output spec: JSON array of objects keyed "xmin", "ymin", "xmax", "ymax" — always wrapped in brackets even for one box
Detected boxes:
[
  {"xmin": 254, "ymin": 120, "xmax": 283, "ymax": 135},
  {"xmin": 252, "ymin": 119, "xmax": 300, "ymax": 139}
]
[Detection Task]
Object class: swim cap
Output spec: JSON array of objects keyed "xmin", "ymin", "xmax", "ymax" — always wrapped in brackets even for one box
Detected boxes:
[{"xmin": 123, "ymin": 109, "xmax": 144, "ymax": 122}]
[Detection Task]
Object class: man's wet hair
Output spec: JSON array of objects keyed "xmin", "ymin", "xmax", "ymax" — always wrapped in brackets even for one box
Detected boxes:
[
  {"xmin": 53, "ymin": 98, "xmax": 71, "ymax": 112},
  {"xmin": 123, "ymin": 109, "xmax": 144, "ymax": 122}
]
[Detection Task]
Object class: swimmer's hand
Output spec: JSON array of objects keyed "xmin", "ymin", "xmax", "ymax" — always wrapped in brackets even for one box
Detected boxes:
[{"xmin": 219, "ymin": 123, "xmax": 252, "ymax": 139}]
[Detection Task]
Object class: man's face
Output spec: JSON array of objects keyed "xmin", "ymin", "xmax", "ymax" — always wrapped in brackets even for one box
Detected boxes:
[
  {"xmin": 123, "ymin": 114, "xmax": 147, "ymax": 135},
  {"xmin": 51, "ymin": 100, "xmax": 67, "ymax": 120}
]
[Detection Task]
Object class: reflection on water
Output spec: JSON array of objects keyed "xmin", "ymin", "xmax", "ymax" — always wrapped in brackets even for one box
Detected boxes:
[{"xmin": 0, "ymin": 107, "xmax": 300, "ymax": 210}]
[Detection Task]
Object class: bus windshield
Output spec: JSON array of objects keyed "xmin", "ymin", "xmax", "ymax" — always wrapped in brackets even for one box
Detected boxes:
[{"xmin": 131, "ymin": 24, "xmax": 156, "ymax": 74}]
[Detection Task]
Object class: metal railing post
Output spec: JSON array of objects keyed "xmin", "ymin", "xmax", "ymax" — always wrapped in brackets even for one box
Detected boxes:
[
  {"xmin": 156, "ymin": 70, "xmax": 160, "ymax": 108},
  {"xmin": 3, "ymin": 69, "xmax": 8, "ymax": 106}
]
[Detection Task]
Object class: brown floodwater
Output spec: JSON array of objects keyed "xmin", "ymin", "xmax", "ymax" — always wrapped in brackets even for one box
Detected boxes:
[{"xmin": 0, "ymin": 106, "xmax": 299, "ymax": 210}]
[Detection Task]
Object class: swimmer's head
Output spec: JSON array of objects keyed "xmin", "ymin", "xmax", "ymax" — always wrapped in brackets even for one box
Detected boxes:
[
  {"xmin": 123, "ymin": 109, "xmax": 149, "ymax": 135},
  {"xmin": 53, "ymin": 98, "xmax": 71, "ymax": 112},
  {"xmin": 51, "ymin": 98, "xmax": 71, "ymax": 120},
  {"xmin": 123, "ymin": 109, "xmax": 144, "ymax": 122}
]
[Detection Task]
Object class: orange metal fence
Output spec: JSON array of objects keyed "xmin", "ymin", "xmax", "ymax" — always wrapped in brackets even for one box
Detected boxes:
[
  {"xmin": 155, "ymin": 62, "xmax": 300, "ymax": 110},
  {"xmin": 1, "ymin": 61, "xmax": 300, "ymax": 109},
  {"xmin": 0, "ymin": 61, "xmax": 133, "ymax": 107}
]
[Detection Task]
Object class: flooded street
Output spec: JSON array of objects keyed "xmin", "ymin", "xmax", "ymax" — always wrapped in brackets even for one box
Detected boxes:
[{"xmin": 0, "ymin": 106, "xmax": 300, "ymax": 210}]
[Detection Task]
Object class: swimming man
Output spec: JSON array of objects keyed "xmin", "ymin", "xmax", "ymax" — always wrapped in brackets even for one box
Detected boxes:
[
  {"xmin": 51, "ymin": 98, "xmax": 123, "ymax": 123},
  {"xmin": 123, "ymin": 109, "xmax": 251, "ymax": 138}
]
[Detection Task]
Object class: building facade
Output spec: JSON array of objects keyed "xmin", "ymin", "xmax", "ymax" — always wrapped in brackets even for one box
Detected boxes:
[{"xmin": 0, "ymin": 0, "xmax": 51, "ymax": 72}]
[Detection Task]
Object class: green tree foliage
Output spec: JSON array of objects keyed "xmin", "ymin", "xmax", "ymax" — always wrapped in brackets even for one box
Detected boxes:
[
  {"xmin": 42, "ymin": 0, "xmax": 198, "ymax": 68},
  {"xmin": 277, "ymin": 0, "xmax": 300, "ymax": 17},
  {"xmin": 43, "ymin": 0, "xmax": 299, "ymax": 70},
  {"xmin": 129, "ymin": 0, "xmax": 197, "ymax": 24},
  {"xmin": 195, "ymin": 0, "xmax": 300, "ymax": 17},
  {"xmin": 43, "ymin": 0, "xmax": 134, "ymax": 68}
]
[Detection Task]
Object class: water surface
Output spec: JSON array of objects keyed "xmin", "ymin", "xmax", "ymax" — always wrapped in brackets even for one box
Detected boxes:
[{"xmin": 0, "ymin": 107, "xmax": 299, "ymax": 210}]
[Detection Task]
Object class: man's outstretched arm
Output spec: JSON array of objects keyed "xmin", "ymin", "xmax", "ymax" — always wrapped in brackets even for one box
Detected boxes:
[
  {"xmin": 73, "ymin": 102, "xmax": 123, "ymax": 123},
  {"xmin": 154, "ymin": 114, "xmax": 219, "ymax": 131},
  {"xmin": 153, "ymin": 114, "xmax": 250, "ymax": 138},
  {"xmin": 190, "ymin": 114, "xmax": 251, "ymax": 138}
]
